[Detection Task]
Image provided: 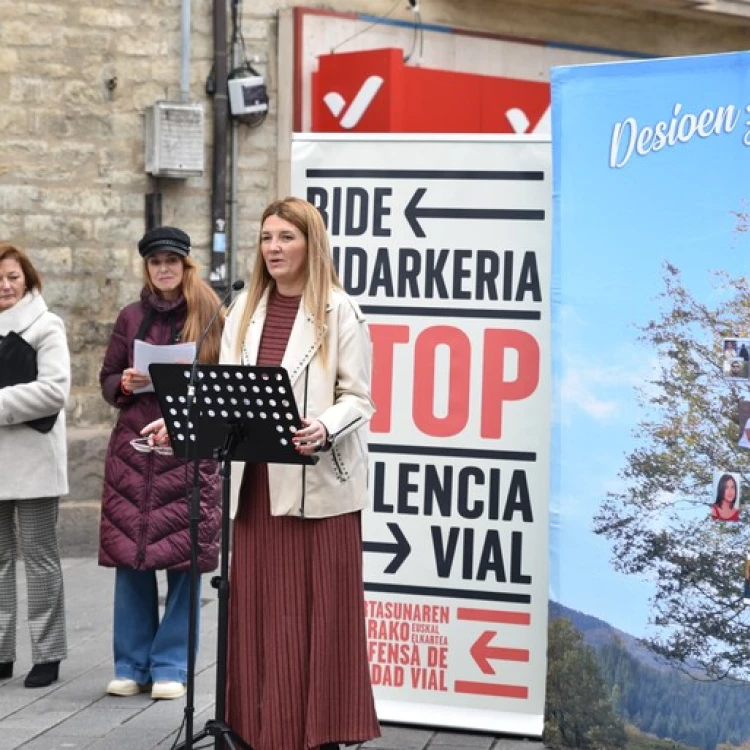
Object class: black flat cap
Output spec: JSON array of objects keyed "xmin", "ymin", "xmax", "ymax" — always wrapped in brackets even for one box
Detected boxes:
[{"xmin": 138, "ymin": 226, "xmax": 191, "ymax": 258}]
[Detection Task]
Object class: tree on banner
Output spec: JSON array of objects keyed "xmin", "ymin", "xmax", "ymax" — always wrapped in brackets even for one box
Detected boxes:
[
  {"xmin": 594, "ymin": 255, "xmax": 750, "ymax": 679},
  {"xmin": 545, "ymin": 619, "xmax": 626, "ymax": 750}
]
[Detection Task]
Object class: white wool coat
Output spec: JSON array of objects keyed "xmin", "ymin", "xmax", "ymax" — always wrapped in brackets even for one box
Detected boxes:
[{"xmin": 0, "ymin": 292, "xmax": 70, "ymax": 500}]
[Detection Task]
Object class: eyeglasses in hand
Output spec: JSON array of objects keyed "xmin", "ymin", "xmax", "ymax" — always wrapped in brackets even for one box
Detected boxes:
[{"xmin": 129, "ymin": 437, "xmax": 173, "ymax": 456}]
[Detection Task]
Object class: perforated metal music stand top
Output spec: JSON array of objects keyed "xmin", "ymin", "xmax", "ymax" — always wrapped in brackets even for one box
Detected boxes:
[{"xmin": 149, "ymin": 363, "xmax": 314, "ymax": 465}]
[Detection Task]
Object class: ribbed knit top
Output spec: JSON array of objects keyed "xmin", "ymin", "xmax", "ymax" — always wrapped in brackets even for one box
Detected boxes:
[{"xmin": 256, "ymin": 288, "xmax": 301, "ymax": 366}]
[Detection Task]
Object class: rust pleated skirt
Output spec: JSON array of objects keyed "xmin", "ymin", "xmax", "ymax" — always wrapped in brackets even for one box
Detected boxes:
[{"xmin": 226, "ymin": 461, "xmax": 381, "ymax": 750}]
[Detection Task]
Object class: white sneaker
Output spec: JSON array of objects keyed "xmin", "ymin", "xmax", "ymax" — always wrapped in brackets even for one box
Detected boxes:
[
  {"xmin": 106, "ymin": 678, "xmax": 150, "ymax": 697},
  {"xmin": 151, "ymin": 680, "xmax": 186, "ymax": 700}
]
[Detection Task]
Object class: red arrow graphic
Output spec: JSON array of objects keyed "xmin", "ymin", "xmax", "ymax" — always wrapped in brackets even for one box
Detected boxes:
[
  {"xmin": 454, "ymin": 608, "xmax": 531, "ymax": 699},
  {"xmin": 470, "ymin": 630, "xmax": 530, "ymax": 675}
]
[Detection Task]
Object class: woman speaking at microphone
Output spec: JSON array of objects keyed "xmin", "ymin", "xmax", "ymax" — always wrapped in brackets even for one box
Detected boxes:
[
  {"xmin": 98, "ymin": 227, "xmax": 223, "ymax": 700},
  {"xmin": 222, "ymin": 197, "xmax": 379, "ymax": 750},
  {"xmin": 144, "ymin": 198, "xmax": 380, "ymax": 749}
]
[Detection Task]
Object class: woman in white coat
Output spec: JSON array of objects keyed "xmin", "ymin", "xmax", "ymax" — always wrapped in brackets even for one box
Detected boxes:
[
  {"xmin": 220, "ymin": 197, "xmax": 379, "ymax": 750},
  {"xmin": 0, "ymin": 243, "xmax": 70, "ymax": 688},
  {"xmin": 143, "ymin": 197, "xmax": 380, "ymax": 749}
]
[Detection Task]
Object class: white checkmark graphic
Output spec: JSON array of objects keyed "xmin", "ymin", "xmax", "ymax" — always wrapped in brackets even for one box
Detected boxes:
[
  {"xmin": 506, "ymin": 108, "xmax": 530, "ymax": 134},
  {"xmin": 506, "ymin": 105, "xmax": 551, "ymax": 134},
  {"xmin": 323, "ymin": 75, "xmax": 385, "ymax": 129}
]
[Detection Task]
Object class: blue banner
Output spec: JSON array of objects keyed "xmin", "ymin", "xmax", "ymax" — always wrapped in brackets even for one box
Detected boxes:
[{"xmin": 552, "ymin": 51, "xmax": 750, "ymax": 750}]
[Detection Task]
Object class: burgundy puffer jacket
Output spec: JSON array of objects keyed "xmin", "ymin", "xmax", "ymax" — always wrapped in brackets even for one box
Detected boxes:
[{"xmin": 98, "ymin": 288, "xmax": 221, "ymax": 572}]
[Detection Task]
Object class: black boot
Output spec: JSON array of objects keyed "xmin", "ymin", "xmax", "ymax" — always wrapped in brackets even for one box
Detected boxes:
[
  {"xmin": 0, "ymin": 662, "xmax": 13, "ymax": 679},
  {"xmin": 320, "ymin": 745, "xmax": 340, "ymax": 750},
  {"xmin": 24, "ymin": 661, "xmax": 59, "ymax": 688}
]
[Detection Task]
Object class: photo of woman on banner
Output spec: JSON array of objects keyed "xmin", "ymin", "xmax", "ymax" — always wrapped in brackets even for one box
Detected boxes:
[
  {"xmin": 711, "ymin": 472, "xmax": 741, "ymax": 522},
  {"xmin": 738, "ymin": 401, "xmax": 750, "ymax": 450},
  {"xmin": 724, "ymin": 338, "xmax": 739, "ymax": 363}
]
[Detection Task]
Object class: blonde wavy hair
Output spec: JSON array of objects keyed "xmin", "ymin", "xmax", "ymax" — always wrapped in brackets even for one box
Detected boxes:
[
  {"xmin": 143, "ymin": 254, "xmax": 225, "ymax": 364},
  {"xmin": 233, "ymin": 197, "xmax": 341, "ymax": 362}
]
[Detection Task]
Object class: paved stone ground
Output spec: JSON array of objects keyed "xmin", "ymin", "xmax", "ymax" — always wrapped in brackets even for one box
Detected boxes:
[{"xmin": 0, "ymin": 559, "xmax": 544, "ymax": 750}]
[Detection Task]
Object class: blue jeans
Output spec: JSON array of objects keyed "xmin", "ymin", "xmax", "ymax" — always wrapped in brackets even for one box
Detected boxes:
[{"xmin": 113, "ymin": 568, "xmax": 200, "ymax": 684}]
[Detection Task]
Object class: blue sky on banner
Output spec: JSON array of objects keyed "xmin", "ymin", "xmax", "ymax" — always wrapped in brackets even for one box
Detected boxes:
[{"xmin": 551, "ymin": 50, "xmax": 750, "ymax": 637}]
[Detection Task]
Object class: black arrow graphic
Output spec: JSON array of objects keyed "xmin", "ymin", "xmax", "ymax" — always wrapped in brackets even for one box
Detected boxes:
[
  {"xmin": 363, "ymin": 522, "xmax": 411, "ymax": 574},
  {"xmin": 404, "ymin": 187, "xmax": 546, "ymax": 238}
]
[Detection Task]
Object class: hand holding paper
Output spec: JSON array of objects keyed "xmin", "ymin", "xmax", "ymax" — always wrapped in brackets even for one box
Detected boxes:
[{"xmin": 122, "ymin": 367, "xmax": 150, "ymax": 393}]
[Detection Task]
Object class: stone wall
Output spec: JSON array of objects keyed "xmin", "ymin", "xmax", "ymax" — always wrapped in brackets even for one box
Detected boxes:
[{"xmin": 1, "ymin": 0, "xmax": 749, "ymax": 552}]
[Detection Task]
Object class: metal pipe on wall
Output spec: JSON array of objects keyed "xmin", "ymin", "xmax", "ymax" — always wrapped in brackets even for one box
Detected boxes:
[
  {"xmin": 229, "ymin": 118, "xmax": 239, "ymax": 289},
  {"xmin": 180, "ymin": 0, "xmax": 191, "ymax": 102},
  {"xmin": 145, "ymin": 190, "xmax": 162, "ymax": 230},
  {"xmin": 209, "ymin": 0, "xmax": 229, "ymax": 292},
  {"xmin": 228, "ymin": 0, "xmax": 241, "ymax": 289}
]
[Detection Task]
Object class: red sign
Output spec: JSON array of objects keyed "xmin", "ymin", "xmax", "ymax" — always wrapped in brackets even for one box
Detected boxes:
[{"xmin": 312, "ymin": 48, "xmax": 550, "ymax": 134}]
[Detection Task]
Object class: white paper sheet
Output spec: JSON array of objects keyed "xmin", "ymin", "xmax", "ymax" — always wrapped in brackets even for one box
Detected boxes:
[{"xmin": 133, "ymin": 340, "xmax": 197, "ymax": 393}]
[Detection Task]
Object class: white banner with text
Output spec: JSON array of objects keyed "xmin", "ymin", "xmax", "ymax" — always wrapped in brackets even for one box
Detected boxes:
[{"xmin": 292, "ymin": 134, "xmax": 552, "ymax": 736}]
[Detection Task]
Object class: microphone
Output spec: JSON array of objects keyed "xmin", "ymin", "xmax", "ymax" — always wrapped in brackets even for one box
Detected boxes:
[{"xmin": 188, "ymin": 279, "xmax": 244, "ymax": 399}]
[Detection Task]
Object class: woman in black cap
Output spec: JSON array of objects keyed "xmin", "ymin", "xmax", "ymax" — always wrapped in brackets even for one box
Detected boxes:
[{"xmin": 98, "ymin": 227, "xmax": 223, "ymax": 700}]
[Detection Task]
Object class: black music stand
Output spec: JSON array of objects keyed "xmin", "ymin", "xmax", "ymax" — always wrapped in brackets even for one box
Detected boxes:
[{"xmin": 150, "ymin": 363, "xmax": 315, "ymax": 750}]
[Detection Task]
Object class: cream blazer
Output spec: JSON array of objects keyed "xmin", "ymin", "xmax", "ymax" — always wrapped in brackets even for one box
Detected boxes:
[{"xmin": 220, "ymin": 287, "xmax": 374, "ymax": 519}]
